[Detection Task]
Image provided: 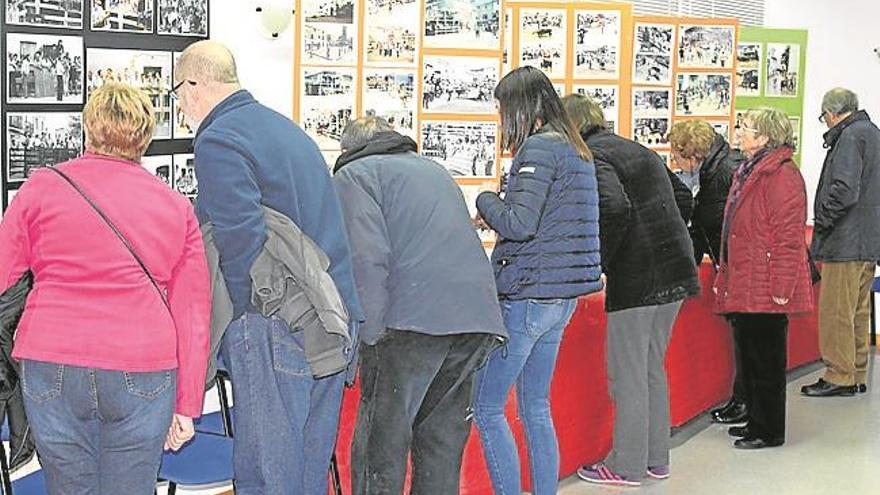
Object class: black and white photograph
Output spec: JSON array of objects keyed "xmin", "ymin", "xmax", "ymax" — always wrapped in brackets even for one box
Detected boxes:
[
  {"xmin": 363, "ymin": 70, "xmax": 416, "ymax": 136},
  {"xmin": 420, "ymin": 121, "xmax": 497, "ymax": 177},
  {"xmin": 6, "ymin": 33, "xmax": 84, "ymax": 105},
  {"xmin": 459, "ymin": 184, "xmax": 497, "ymax": 243},
  {"xmin": 365, "ymin": 0, "xmax": 418, "ymax": 66},
  {"xmin": 502, "ymin": 8, "xmax": 512, "ymax": 74},
  {"xmin": 633, "ymin": 23, "xmax": 673, "ymax": 85},
  {"xmin": 157, "ymin": 0, "xmax": 208, "ymax": 37},
  {"xmin": 633, "ymin": 117, "xmax": 668, "ymax": 148},
  {"xmin": 424, "ymin": 0, "xmax": 500, "ymax": 50},
  {"xmin": 789, "ymin": 116, "xmax": 800, "ymax": 149},
  {"xmin": 633, "ymin": 88, "xmax": 671, "ymax": 118},
  {"xmin": 91, "ymin": 0, "xmax": 153, "ymax": 33},
  {"xmin": 172, "ymin": 52, "xmax": 195, "ymax": 139},
  {"xmin": 709, "ymin": 120, "xmax": 730, "ymax": 141},
  {"xmin": 573, "ymin": 11, "xmax": 620, "ymax": 79},
  {"xmin": 302, "ymin": 0, "xmax": 357, "ymax": 65},
  {"xmin": 519, "ymin": 9, "xmax": 567, "ymax": 79},
  {"xmin": 6, "ymin": 112, "xmax": 82, "ymax": 183},
  {"xmin": 301, "ymin": 68, "xmax": 356, "ymax": 149},
  {"xmin": 573, "ymin": 84, "xmax": 618, "ymax": 132},
  {"xmin": 6, "ymin": 0, "xmax": 83, "ymax": 29},
  {"xmin": 736, "ymin": 42, "xmax": 761, "ymax": 97},
  {"xmin": 675, "ymin": 73, "xmax": 732, "ymax": 117},
  {"xmin": 766, "ymin": 43, "xmax": 799, "ymax": 97},
  {"xmin": 422, "ymin": 56, "xmax": 498, "ymax": 113},
  {"xmin": 86, "ymin": 48, "xmax": 173, "ymax": 139},
  {"xmin": 678, "ymin": 25, "xmax": 734, "ymax": 69},
  {"xmin": 173, "ymin": 153, "xmax": 197, "ymax": 197},
  {"xmin": 141, "ymin": 155, "xmax": 174, "ymax": 186},
  {"xmin": 305, "ymin": 0, "xmax": 353, "ymax": 23}
]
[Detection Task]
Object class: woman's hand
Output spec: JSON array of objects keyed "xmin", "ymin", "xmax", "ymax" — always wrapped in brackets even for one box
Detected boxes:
[
  {"xmin": 772, "ymin": 296, "xmax": 789, "ymax": 306},
  {"xmin": 164, "ymin": 414, "xmax": 195, "ymax": 451}
]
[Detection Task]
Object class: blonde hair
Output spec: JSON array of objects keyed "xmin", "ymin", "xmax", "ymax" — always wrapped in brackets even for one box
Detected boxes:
[
  {"xmin": 743, "ymin": 107, "xmax": 795, "ymax": 150},
  {"xmin": 561, "ymin": 93, "xmax": 607, "ymax": 133},
  {"xmin": 668, "ymin": 121, "xmax": 716, "ymax": 160},
  {"xmin": 84, "ymin": 82, "xmax": 155, "ymax": 162}
]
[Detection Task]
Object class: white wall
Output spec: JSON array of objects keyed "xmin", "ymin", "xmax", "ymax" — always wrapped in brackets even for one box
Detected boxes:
[{"xmin": 764, "ymin": 0, "xmax": 880, "ymax": 221}]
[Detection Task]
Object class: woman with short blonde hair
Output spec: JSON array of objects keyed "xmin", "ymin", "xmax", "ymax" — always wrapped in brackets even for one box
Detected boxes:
[{"xmin": 0, "ymin": 82, "xmax": 211, "ymax": 494}]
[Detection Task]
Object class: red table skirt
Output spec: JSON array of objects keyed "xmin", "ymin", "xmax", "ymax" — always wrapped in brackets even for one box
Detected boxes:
[{"xmin": 332, "ymin": 263, "xmax": 821, "ymax": 494}]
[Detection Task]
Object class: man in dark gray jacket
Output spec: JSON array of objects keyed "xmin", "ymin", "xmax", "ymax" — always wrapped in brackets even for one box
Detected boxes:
[
  {"xmin": 803, "ymin": 88, "xmax": 880, "ymax": 397},
  {"xmin": 333, "ymin": 117, "xmax": 506, "ymax": 495}
]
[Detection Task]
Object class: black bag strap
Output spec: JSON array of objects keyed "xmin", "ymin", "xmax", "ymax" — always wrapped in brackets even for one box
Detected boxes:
[{"xmin": 45, "ymin": 167, "xmax": 172, "ymax": 313}]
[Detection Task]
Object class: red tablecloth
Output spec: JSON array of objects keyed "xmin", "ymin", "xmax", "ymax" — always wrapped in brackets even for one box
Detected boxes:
[{"xmin": 332, "ymin": 263, "xmax": 821, "ymax": 494}]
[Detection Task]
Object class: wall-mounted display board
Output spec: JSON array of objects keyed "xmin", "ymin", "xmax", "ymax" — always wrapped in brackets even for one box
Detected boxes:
[
  {"xmin": 1, "ymin": 0, "xmax": 210, "ymax": 211},
  {"xmin": 734, "ymin": 27, "xmax": 808, "ymax": 164}
]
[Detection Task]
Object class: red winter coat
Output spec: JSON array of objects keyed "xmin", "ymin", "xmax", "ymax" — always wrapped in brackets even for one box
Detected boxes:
[{"xmin": 713, "ymin": 146, "xmax": 813, "ymax": 315}]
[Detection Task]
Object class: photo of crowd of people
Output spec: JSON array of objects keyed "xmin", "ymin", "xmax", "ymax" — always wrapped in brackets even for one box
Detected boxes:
[
  {"xmin": 86, "ymin": 48, "xmax": 173, "ymax": 139},
  {"xmin": 736, "ymin": 42, "xmax": 762, "ymax": 97},
  {"xmin": 5, "ymin": 112, "xmax": 82, "ymax": 182},
  {"xmin": 157, "ymin": 0, "xmax": 207, "ymax": 36},
  {"xmin": 675, "ymin": 72, "xmax": 732, "ymax": 116},
  {"xmin": 364, "ymin": 70, "xmax": 415, "ymax": 135},
  {"xmin": 301, "ymin": 68, "xmax": 355, "ymax": 149},
  {"xmin": 424, "ymin": 0, "xmax": 500, "ymax": 50},
  {"xmin": 6, "ymin": 33, "xmax": 83, "ymax": 104},
  {"xmin": 519, "ymin": 9, "xmax": 566, "ymax": 79},
  {"xmin": 633, "ymin": 88, "xmax": 671, "ymax": 118},
  {"xmin": 766, "ymin": 43, "xmax": 799, "ymax": 97},
  {"xmin": 633, "ymin": 117, "xmax": 668, "ymax": 148},
  {"xmin": 91, "ymin": 0, "xmax": 153, "ymax": 33},
  {"xmin": 633, "ymin": 23, "xmax": 673, "ymax": 85},
  {"xmin": 366, "ymin": 26, "xmax": 416, "ymax": 65},
  {"xmin": 422, "ymin": 56, "xmax": 497, "ymax": 113},
  {"xmin": 678, "ymin": 25, "xmax": 734, "ymax": 69},
  {"xmin": 6, "ymin": 0, "xmax": 83, "ymax": 28},
  {"xmin": 575, "ymin": 45, "xmax": 618, "ymax": 79},
  {"xmin": 574, "ymin": 84, "xmax": 618, "ymax": 132},
  {"xmin": 173, "ymin": 153, "xmax": 198, "ymax": 197},
  {"xmin": 303, "ymin": 23, "xmax": 356, "ymax": 65},
  {"xmin": 573, "ymin": 11, "xmax": 620, "ymax": 78},
  {"xmin": 420, "ymin": 121, "xmax": 496, "ymax": 177}
]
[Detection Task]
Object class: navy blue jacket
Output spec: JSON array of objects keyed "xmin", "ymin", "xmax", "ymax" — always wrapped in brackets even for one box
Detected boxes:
[
  {"xmin": 193, "ymin": 90, "xmax": 363, "ymax": 322},
  {"xmin": 477, "ymin": 131, "xmax": 603, "ymax": 299}
]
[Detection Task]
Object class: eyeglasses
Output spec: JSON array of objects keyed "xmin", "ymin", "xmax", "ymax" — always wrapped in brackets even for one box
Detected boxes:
[
  {"xmin": 170, "ymin": 80, "xmax": 197, "ymax": 99},
  {"xmin": 818, "ymin": 111, "xmax": 827, "ymax": 123},
  {"xmin": 736, "ymin": 125, "xmax": 759, "ymax": 134}
]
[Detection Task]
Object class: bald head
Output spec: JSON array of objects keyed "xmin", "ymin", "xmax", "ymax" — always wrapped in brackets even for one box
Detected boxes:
[{"xmin": 177, "ymin": 40, "xmax": 240, "ymax": 85}]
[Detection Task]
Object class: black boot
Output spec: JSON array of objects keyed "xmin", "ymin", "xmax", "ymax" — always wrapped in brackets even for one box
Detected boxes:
[{"xmin": 710, "ymin": 398, "xmax": 748, "ymax": 424}]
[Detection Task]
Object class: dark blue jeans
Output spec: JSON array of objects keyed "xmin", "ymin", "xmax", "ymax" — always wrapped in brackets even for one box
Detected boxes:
[
  {"xmin": 474, "ymin": 298, "xmax": 577, "ymax": 495},
  {"xmin": 21, "ymin": 359, "xmax": 175, "ymax": 495},
  {"xmin": 220, "ymin": 313, "xmax": 346, "ymax": 495}
]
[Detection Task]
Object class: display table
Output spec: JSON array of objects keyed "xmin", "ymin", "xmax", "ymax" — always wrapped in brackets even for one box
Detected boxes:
[{"xmin": 332, "ymin": 263, "xmax": 821, "ymax": 494}]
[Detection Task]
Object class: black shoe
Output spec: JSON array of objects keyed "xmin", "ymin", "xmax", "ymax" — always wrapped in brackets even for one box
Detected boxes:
[
  {"xmin": 733, "ymin": 437, "xmax": 784, "ymax": 450},
  {"xmin": 858, "ymin": 383, "xmax": 867, "ymax": 393},
  {"xmin": 711, "ymin": 399, "xmax": 748, "ymax": 424},
  {"xmin": 800, "ymin": 378, "xmax": 857, "ymax": 397},
  {"xmin": 728, "ymin": 425, "xmax": 750, "ymax": 438}
]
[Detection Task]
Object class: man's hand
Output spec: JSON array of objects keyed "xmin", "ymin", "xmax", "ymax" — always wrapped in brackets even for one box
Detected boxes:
[
  {"xmin": 164, "ymin": 414, "xmax": 195, "ymax": 451},
  {"xmin": 472, "ymin": 212, "xmax": 489, "ymax": 231}
]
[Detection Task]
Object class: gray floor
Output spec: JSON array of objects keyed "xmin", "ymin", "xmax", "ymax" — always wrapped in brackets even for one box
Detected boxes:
[{"xmin": 558, "ymin": 355, "xmax": 880, "ymax": 494}]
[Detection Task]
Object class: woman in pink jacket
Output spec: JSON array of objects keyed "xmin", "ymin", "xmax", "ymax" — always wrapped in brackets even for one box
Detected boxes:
[{"xmin": 0, "ymin": 83, "xmax": 211, "ymax": 494}]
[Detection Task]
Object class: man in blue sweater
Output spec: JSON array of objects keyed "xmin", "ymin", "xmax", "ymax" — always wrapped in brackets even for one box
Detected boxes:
[{"xmin": 175, "ymin": 41, "xmax": 364, "ymax": 495}]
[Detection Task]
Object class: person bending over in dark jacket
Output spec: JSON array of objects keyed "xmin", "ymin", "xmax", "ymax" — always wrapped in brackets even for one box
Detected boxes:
[
  {"xmin": 668, "ymin": 120, "xmax": 747, "ymax": 425},
  {"xmin": 473, "ymin": 67, "xmax": 603, "ymax": 495},
  {"xmin": 333, "ymin": 117, "xmax": 507, "ymax": 495},
  {"xmin": 563, "ymin": 93, "xmax": 699, "ymax": 486}
]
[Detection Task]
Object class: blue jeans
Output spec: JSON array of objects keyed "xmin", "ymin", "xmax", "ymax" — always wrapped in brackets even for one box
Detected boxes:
[
  {"xmin": 474, "ymin": 298, "xmax": 577, "ymax": 495},
  {"xmin": 220, "ymin": 313, "xmax": 346, "ymax": 495},
  {"xmin": 21, "ymin": 360, "xmax": 175, "ymax": 495}
]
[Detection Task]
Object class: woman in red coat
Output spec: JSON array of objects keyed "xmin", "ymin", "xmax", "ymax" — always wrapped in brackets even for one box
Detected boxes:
[{"xmin": 713, "ymin": 107, "xmax": 813, "ymax": 450}]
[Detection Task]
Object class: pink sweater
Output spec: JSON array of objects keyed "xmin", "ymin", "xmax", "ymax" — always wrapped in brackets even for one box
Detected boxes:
[{"xmin": 0, "ymin": 153, "xmax": 211, "ymax": 417}]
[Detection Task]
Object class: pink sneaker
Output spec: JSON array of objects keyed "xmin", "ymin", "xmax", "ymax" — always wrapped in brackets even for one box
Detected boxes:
[
  {"xmin": 577, "ymin": 463, "xmax": 641, "ymax": 487},
  {"xmin": 646, "ymin": 465, "xmax": 670, "ymax": 479}
]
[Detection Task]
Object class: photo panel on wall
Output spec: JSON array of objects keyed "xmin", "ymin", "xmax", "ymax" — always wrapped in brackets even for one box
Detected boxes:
[
  {"xmin": 633, "ymin": 117, "xmax": 668, "ymax": 148},
  {"xmin": 173, "ymin": 153, "xmax": 198, "ymax": 197},
  {"xmin": 300, "ymin": 67, "xmax": 356, "ymax": 150},
  {"xmin": 141, "ymin": 154, "xmax": 175, "ymax": 187},
  {"xmin": 519, "ymin": 8, "xmax": 567, "ymax": 80},
  {"xmin": 157, "ymin": 0, "xmax": 209, "ymax": 37},
  {"xmin": 86, "ymin": 48, "xmax": 173, "ymax": 140},
  {"xmin": 422, "ymin": 55, "xmax": 498, "ymax": 114},
  {"xmin": 5, "ymin": 112, "xmax": 83, "ymax": 184},
  {"xmin": 91, "ymin": 0, "xmax": 154, "ymax": 33},
  {"xmin": 573, "ymin": 84, "xmax": 619, "ymax": 133},
  {"xmin": 420, "ymin": 120, "xmax": 497, "ymax": 178},
  {"xmin": 6, "ymin": 33, "xmax": 84, "ymax": 105},
  {"xmin": 172, "ymin": 52, "xmax": 195, "ymax": 139},
  {"xmin": 424, "ymin": 0, "xmax": 501, "ymax": 50},
  {"xmin": 633, "ymin": 87, "xmax": 671, "ymax": 119},
  {"xmin": 633, "ymin": 23, "xmax": 673, "ymax": 85},
  {"xmin": 736, "ymin": 42, "xmax": 761, "ymax": 97},
  {"xmin": 364, "ymin": 0, "xmax": 419, "ymax": 67},
  {"xmin": 363, "ymin": 69, "xmax": 417, "ymax": 137},
  {"xmin": 6, "ymin": 0, "xmax": 84, "ymax": 29},
  {"xmin": 302, "ymin": 0, "xmax": 358, "ymax": 66},
  {"xmin": 678, "ymin": 24, "xmax": 735, "ymax": 70},
  {"xmin": 675, "ymin": 72, "xmax": 732, "ymax": 117},
  {"xmin": 766, "ymin": 43, "xmax": 799, "ymax": 98},
  {"xmin": 573, "ymin": 10, "xmax": 621, "ymax": 79}
]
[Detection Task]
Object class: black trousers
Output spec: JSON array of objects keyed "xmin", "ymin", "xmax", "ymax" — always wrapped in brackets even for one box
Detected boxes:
[
  {"xmin": 729, "ymin": 313, "xmax": 788, "ymax": 441},
  {"xmin": 351, "ymin": 330, "xmax": 494, "ymax": 495},
  {"xmin": 732, "ymin": 324, "xmax": 747, "ymax": 404}
]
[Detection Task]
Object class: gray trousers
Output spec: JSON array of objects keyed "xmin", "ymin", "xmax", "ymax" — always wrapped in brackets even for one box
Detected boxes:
[{"xmin": 605, "ymin": 300, "xmax": 683, "ymax": 480}]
